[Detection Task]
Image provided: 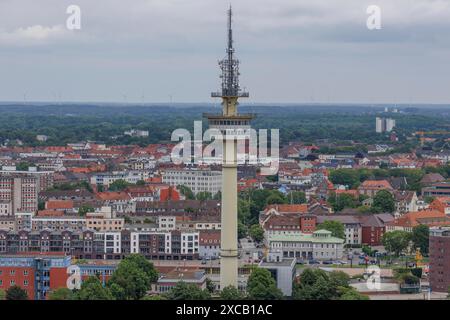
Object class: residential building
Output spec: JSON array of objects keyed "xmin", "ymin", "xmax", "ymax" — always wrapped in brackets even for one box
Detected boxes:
[
  {"xmin": 0, "ymin": 253, "xmax": 71, "ymax": 300},
  {"xmin": 0, "ymin": 174, "xmax": 38, "ymax": 216},
  {"xmin": 162, "ymin": 168, "xmax": 222, "ymax": 195},
  {"xmin": 357, "ymin": 180, "xmax": 393, "ymax": 198},
  {"xmin": 386, "ymin": 210, "xmax": 448, "ymax": 233},
  {"xmin": 422, "ymin": 182, "xmax": 450, "ymax": 198},
  {"xmin": 199, "ymin": 230, "xmax": 220, "ymax": 259},
  {"xmin": 429, "ymin": 227, "xmax": 450, "ymax": 292},
  {"xmin": 316, "ymin": 215, "xmax": 362, "ymax": 246},
  {"xmin": 393, "ymin": 190, "xmax": 418, "ymax": 216}
]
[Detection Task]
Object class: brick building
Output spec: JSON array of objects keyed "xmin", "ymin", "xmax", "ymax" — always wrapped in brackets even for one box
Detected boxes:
[
  {"xmin": 429, "ymin": 227, "xmax": 450, "ymax": 292},
  {"xmin": 0, "ymin": 253, "xmax": 71, "ymax": 300}
]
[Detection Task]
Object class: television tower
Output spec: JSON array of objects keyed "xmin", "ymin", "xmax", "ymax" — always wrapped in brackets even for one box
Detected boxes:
[{"xmin": 204, "ymin": 6, "xmax": 254, "ymax": 289}]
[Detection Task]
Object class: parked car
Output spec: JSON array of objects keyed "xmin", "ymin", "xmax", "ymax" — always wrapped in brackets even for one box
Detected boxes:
[
  {"xmin": 358, "ymin": 260, "xmax": 367, "ymax": 265},
  {"xmin": 322, "ymin": 260, "xmax": 334, "ymax": 265},
  {"xmin": 201, "ymin": 260, "xmax": 207, "ymax": 265},
  {"xmin": 309, "ymin": 259, "xmax": 320, "ymax": 265},
  {"xmin": 296, "ymin": 259, "xmax": 305, "ymax": 265}
]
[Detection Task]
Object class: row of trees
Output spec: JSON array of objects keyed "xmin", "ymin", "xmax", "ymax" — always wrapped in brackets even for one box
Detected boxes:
[
  {"xmin": 328, "ymin": 189, "xmax": 395, "ymax": 213},
  {"xmin": 293, "ymin": 269, "xmax": 368, "ymax": 300},
  {"xmin": 382, "ymin": 225, "xmax": 430, "ymax": 256}
]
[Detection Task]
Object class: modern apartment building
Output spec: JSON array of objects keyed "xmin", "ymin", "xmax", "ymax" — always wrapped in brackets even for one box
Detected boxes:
[
  {"xmin": 0, "ymin": 253, "xmax": 71, "ymax": 300},
  {"xmin": 0, "ymin": 229, "xmax": 199, "ymax": 260},
  {"xmin": 90, "ymin": 171, "xmax": 150, "ymax": 188}
]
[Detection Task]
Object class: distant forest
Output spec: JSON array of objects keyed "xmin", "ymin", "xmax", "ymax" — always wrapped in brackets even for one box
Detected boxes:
[{"xmin": 0, "ymin": 103, "xmax": 449, "ymax": 147}]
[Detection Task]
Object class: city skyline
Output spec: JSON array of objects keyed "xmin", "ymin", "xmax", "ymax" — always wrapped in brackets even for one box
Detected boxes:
[{"xmin": 1, "ymin": 0, "xmax": 450, "ymax": 104}]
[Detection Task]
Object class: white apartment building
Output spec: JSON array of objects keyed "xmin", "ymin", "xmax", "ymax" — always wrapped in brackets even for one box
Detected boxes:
[
  {"xmin": 90, "ymin": 171, "xmax": 150, "ymax": 188},
  {"xmin": 181, "ymin": 232, "xmax": 200, "ymax": 255},
  {"xmin": 162, "ymin": 168, "xmax": 222, "ymax": 195}
]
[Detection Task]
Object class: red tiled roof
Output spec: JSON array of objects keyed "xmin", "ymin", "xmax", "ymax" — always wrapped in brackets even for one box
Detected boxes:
[
  {"xmin": 359, "ymin": 180, "xmax": 393, "ymax": 190},
  {"xmin": 96, "ymin": 191, "xmax": 131, "ymax": 201},
  {"xmin": 46, "ymin": 200, "xmax": 74, "ymax": 210},
  {"xmin": 388, "ymin": 210, "xmax": 446, "ymax": 228},
  {"xmin": 264, "ymin": 204, "xmax": 308, "ymax": 214}
]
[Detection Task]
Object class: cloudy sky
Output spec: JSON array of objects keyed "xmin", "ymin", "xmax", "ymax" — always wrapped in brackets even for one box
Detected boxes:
[{"xmin": 1, "ymin": 0, "xmax": 450, "ymax": 104}]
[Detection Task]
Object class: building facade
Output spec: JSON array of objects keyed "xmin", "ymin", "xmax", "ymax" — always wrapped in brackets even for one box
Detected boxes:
[
  {"xmin": 162, "ymin": 168, "xmax": 222, "ymax": 195},
  {"xmin": 429, "ymin": 227, "xmax": 450, "ymax": 292}
]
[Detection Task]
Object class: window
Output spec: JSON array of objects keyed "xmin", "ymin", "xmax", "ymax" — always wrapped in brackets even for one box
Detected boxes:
[
  {"xmin": 23, "ymin": 270, "xmax": 28, "ymax": 276},
  {"xmin": 24, "ymin": 280, "xmax": 29, "ymax": 286},
  {"xmin": 10, "ymin": 270, "xmax": 15, "ymax": 276}
]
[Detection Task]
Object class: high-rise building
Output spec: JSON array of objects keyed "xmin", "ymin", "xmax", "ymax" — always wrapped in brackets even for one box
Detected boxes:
[
  {"xmin": 375, "ymin": 117, "xmax": 383, "ymax": 133},
  {"xmin": 429, "ymin": 227, "xmax": 450, "ymax": 292},
  {"xmin": 386, "ymin": 118, "xmax": 396, "ymax": 132},
  {"xmin": 375, "ymin": 117, "xmax": 396, "ymax": 133},
  {"xmin": 0, "ymin": 174, "xmax": 38, "ymax": 216}
]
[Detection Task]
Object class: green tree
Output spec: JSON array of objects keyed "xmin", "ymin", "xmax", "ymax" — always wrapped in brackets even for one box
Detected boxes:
[
  {"xmin": 247, "ymin": 268, "xmax": 283, "ymax": 300},
  {"xmin": 213, "ymin": 191, "xmax": 222, "ymax": 201},
  {"xmin": 0, "ymin": 289, "xmax": 6, "ymax": 300},
  {"xmin": 74, "ymin": 276, "xmax": 114, "ymax": 300},
  {"xmin": 78, "ymin": 204, "xmax": 95, "ymax": 216},
  {"xmin": 339, "ymin": 288, "xmax": 369, "ymax": 300},
  {"xmin": 48, "ymin": 288, "xmax": 75, "ymax": 300},
  {"xmin": 294, "ymin": 269, "xmax": 351, "ymax": 300},
  {"xmin": 371, "ymin": 190, "xmax": 395, "ymax": 213},
  {"xmin": 165, "ymin": 282, "xmax": 211, "ymax": 300},
  {"xmin": 16, "ymin": 161, "xmax": 31, "ymax": 171},
  {"xmin": 249, "ymin": 224, "xmax": 265, "ymax": 243},
  {"xmin": 6, "ymin": 285, "xmax": 29, "ymax": 300},
  {"xmin": 329, "ymin": 169, "xmax": 360, "ymax": 188},
  {"xmin": 287, "ymin": 191, "xmax": 306, "ymax": 204},
  {"xmin": 266, "ymin": 193, "xmax": 288, "ymax": 205},
  {"xmin": 238, "ymin": 221, "xmax": 248, "ymax": 239},
  {"xmin": 317, "ymin": 220, "xmax": 345, "ymax": 239},
  {"xmin": 411, "ymin": 224, "xmax": 429, "ymax": 255},
  {"xmin": 178, "ymin": 185, "xmax": 195, "ymax": 200},
  {"xmin": 220, "ymin": 285, "xmax": 244, "ymax": 300},
  {"xmin": 38, "ymin": 200, "xmax": 46, "ymax": 211},
  {"xmin": 136, "ymin": 180, "xmax": 146, "ymax": 186},
  {"xmin": 108, "ymin": 254, "xmax": 158, "ymax": 300},
  {"xmin": 382, "ymin": 231, "xmax": 411, "ymax": 256},
  {"xmin": 109, "ymin": 179, "xmax": 130, "ymax": 191},
  {"xmin": 206, "ymin": 278, "xmax": 215, "ymax": 293},
  {"xmin": 328, "ymin": 193, "xmax": 359, "ymax": 212},
  {"xmin": 196, "ymin": 191, "xmax": 212, "ymax": 201},
  {"xmin": 141, "ymin": 294, "xmax": 167, "ymax": 300}
]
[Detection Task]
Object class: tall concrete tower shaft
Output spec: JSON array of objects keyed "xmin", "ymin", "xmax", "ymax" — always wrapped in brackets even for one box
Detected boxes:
[{"xmin": 205, "ymin": 6, "xmax": 254, "ymax": 289}]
